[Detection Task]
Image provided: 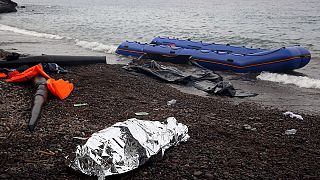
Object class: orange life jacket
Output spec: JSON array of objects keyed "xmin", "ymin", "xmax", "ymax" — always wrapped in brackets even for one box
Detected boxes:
[
  {"xmin": 0, "ymin": 72, "xmax": 7, "ymax": 78},
  {"xmin": 6, "ymin": 64, "xmax": 51, "ymax": 83},
  {"xmin": 7, "ymin": 70, "xmax": 20, "ymax": 78},
  {"xmin": 47, "ymin": 78, "xmax": 74, "ymax": 100},
  {"xmin": 6, "ymin": 64, "xmax": 73, "ymax": 100}
]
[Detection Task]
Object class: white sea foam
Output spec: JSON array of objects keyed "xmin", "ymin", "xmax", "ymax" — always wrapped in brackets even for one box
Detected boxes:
[
  {"xmin": 0, "ymin": 24, "xmax": 64, "ymax": 40},
  {"xmin": 257, "ymin": 72, "xmax": 320, "ymax": 89},
  {"xmin": 0, "ymin": 24, "xmax": 117, "ymax": 54},
  {"xmin": 75, "ymin": 39, "xmax": 117, "ymax": 54}
]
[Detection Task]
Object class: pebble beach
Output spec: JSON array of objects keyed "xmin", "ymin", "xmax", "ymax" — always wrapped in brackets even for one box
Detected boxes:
[
  {"xmin": 1, "ymin": 41, "xmax": 320, "ymax": 179},
  {"xmin": 1, "ymin": 1, "xmax": 320, "ymax": 179}
]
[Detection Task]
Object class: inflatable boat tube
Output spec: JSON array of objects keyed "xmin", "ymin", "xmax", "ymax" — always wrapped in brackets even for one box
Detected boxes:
[
  {"xmin": 0, "ymin": 55, "xmax": 107, "ymax": 68},
  {"xmin": 116, "ymin": 39, "xmax": 311, "ymax": 73},
  {"xmin": 151, "ymin": 37, "xmax": 266, "ymax": 55}
]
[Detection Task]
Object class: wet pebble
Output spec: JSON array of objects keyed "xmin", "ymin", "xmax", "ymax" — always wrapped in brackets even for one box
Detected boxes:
[
  {"xmin": 285, "ymin": 129, "xmax": 297, "ymax": 135},
  {"xmin": 204, "ymin": 172, "xmax": 214, "ymax": 180},
  {"xmin": 194, "ymin": 171, "xmax": 202, "ymax": 176},
  {"xmin": 0, "ymin": 173, "xmax": 10, "ymax": 179},
  {"xmin": 243, "ymin": 124, "xmax": 252, "ymax": 130}
]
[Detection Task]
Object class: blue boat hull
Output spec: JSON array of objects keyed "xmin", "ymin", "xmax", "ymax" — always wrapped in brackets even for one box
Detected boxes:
[{"xmin": 116, "ymin": 38, "xmax": 311, "ymax": 73}]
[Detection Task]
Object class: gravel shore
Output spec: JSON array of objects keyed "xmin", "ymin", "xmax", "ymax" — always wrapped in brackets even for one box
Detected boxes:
[{"xmin": 0, "ymin": 62, "xmax": 319, "ymax": 179}]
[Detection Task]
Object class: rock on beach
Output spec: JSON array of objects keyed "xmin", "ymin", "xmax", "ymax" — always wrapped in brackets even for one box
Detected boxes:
[{"xmin": 0, "ymin": 0, "xmax": 17, "ymax": 13}]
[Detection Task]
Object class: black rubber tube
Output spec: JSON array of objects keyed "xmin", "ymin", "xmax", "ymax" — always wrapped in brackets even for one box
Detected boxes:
[
  {"xmin": 0, "ymin": 55, "xmax": 106, "ymax": 68},
  {"xmin": 28, "ymin": 76, "xmax": 48, "ymax": 131}
]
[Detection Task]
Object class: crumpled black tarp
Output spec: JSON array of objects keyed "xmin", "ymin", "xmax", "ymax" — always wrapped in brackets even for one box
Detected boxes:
[
  {"xmin": 123, "ymin": 59, "xmax": 257, "ymax": 97},
  {"xmin": 0, "ymin": 63, "xmax": 67, "ymax": 75},
  {"xmin": 43, "ymin": 63, "xmax": 68, "ymax": 74}
]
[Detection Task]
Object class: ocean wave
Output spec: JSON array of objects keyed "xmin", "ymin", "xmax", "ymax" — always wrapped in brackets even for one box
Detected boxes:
[
  {"xmin": 257, "ymin": 72, "xmax": 320, "ymax": 89},
  {"xmin": 0, "ymin": 24, "xmax": 117, "ymax": 54},
  {"xmin": 0, "ymin": 24, "xmax": 64, "ymax": 40},
  {"xmin": 75, "ymin": 40, "xmax": 117, "ymax": 54}
]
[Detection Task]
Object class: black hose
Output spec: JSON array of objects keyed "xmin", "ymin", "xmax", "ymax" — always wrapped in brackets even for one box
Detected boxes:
[
  {"xmin": 0, "ymin": 55, "xmax": 106, "ymax": 68},
  {"xmin": 28, "ymin": 76, "xmax": 48, "ymax": 131}
]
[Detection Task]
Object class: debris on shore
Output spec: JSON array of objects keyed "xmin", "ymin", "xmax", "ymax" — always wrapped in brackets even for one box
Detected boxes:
[
  {"xmin": 70, "ymin": 117, "xmax": 189, "ymax": 178},
  {"xmin": 1, "ymin": 48, "xmax": 320, "ymax": 179},
  {"xmin": 1, "ymin": 63, "xmax": 319, "ymax": 179}
]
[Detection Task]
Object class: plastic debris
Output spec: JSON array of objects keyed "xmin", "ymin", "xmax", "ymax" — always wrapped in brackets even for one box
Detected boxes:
[
  {"xmin": 73, "ymin": 137, "xmax": 89, "ymax": 140},
  {"xmin": 134, "ymin": 112, "xmax": 149, "ymax": 116},
  {"xmin": 243, "ymin": 124, "xmax": 252, "ymax": 130},
  {"xmin": 70, "ymin": 117, "xmax": 189, "ymax": 179},
  {"xmin": 283, "ymin": 111, "xmax": 303, "ymax": 120},
  {"xmin": 73, "ymin": 103, "xmax": 88, "ymax": 107},
  {"xmin": 243, "ymin": 124, "xmax": 257, "ymax": 131},
  {"xmin": 285, "ymin": 129, "xmax": 297, "ymax": 135},
  {"xmin": 167, "ymin": 99, "xmax": 177, "ymax": 106}
]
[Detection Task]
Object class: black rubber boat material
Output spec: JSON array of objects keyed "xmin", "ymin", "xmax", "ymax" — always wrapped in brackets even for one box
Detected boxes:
[
  {"xmin": 123, "ymin": 59, "xmax": 257, "ymax": 97},
  {"xmin": 0, "ymin": 55, "xmax": 107, "ymax": 67},
  {"xmin": 29, "ymin": 76, "xmax": 48, "ymax": 131}
]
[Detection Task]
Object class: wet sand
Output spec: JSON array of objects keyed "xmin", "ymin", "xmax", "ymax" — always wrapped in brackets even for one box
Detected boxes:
[
  {"xmin": 221, "ymin": 70, "xmax": 320, "ymax": 116},
  {"xmin": 1, "ymin": 31, "xmax": 320, "ymax": 179}
]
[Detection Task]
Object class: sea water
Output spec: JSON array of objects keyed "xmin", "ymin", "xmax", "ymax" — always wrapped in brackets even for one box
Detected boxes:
[{"xmin": 1, "ymin": 0, "xmax": 320, "ymax": 114}]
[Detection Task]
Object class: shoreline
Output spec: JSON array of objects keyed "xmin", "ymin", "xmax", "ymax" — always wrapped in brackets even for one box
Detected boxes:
[
  {"xmin": 0, "ymin": 30, "xmax": 107, "ymax": 56},
  {"xmin": 1, "ymin": 30, "xmax": 320, "ymax": 116},
  {"xmin": 1, "ymin": 31, "xmax": 320, "ymax": 179}
]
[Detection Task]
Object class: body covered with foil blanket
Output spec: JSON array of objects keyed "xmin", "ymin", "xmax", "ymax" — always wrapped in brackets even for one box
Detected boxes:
[{"xmin": 70, "ymin": 117, "xmax": 189, "ymax": 178}]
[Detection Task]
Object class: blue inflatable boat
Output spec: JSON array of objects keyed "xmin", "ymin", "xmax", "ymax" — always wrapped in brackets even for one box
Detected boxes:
[{"xmin": 116, "ymin": 37, "xmax": 311, "ymax": 73}]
